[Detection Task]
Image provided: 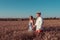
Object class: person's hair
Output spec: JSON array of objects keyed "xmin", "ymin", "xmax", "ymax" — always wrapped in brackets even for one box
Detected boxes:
[
  {"xmin": 30, "ymin": 16, "xmax": 34, "ymax": 20},
  {"xmin": 37, "ymin": 12, "xmax": 41, "ymax": 16}
]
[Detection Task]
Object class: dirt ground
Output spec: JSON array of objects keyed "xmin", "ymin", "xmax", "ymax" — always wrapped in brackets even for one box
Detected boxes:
[{"xmin": 0, "ymin": 19, "xmax": 60, "ymax": 40}]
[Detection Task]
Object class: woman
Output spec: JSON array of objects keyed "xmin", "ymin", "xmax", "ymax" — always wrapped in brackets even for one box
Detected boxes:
[{"xmin": 28, "ymin": 16, "xmax": 34, "ymax": 31}]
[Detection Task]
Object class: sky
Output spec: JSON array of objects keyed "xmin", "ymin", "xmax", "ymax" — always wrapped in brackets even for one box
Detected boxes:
[{"xmin": 0, "ymin": 0, "xmax": 60, "ymax": 18}]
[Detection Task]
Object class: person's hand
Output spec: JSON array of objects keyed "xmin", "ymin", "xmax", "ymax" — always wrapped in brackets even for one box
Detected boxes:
[
  {"xmin": 32, "ymin": 25, "xmax": 36, "ymax": 31},
  {"xmin": 33, "ymin": 25, "xmax": 35, "ymax": 29},
  {"xmin": 33, "ymin": 25, "xmax": 35, "ymax": 28}
]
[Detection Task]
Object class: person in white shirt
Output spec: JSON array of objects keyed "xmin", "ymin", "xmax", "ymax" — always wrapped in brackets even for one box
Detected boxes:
[{"xmin": 33, "ymin": 12, "xmax": 43, "ymax": 35}]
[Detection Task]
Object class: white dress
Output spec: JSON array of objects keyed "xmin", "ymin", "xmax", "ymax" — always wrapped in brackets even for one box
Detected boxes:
[{"xmin": 28, "ymin": 21, "xmax": 33, "ymax": 31}]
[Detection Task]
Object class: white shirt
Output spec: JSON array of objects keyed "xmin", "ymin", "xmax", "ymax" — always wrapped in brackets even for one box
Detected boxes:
[{"xmin": 35, "ymin": 17, "xmax": 43, "ymax": 30}]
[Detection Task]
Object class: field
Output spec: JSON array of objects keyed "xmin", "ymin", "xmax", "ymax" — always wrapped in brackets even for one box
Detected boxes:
[{"xmin": 0, "ymin": 19, "xmax": 60, "ymax": 40}]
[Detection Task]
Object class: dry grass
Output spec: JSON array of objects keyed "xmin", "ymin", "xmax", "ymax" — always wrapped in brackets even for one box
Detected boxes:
[{"xmin": 0, "ymin": 19, "xmax": 60, "ymax": 40}]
